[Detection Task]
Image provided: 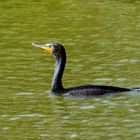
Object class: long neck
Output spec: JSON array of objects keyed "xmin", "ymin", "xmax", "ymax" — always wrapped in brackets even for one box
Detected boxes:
[{"xmin": 51, "ymin": 53, "xmax": 66, "ymax": 93}]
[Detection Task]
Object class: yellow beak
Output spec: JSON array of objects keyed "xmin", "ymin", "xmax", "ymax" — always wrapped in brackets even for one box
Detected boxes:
[{"xmin": 32, "ymin": 42, "xmax": 52, "ymax": 54}]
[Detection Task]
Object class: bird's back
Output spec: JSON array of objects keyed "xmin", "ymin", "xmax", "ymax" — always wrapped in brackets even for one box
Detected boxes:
[{"xmin": 62, "ymin": 85, "xmax": 130, "ymax": 97}]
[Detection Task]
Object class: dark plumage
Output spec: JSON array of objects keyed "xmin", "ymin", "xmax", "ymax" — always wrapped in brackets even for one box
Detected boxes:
[{"xmin": 32, "ymin": 42, "xmax": 138, "ymax": 97}]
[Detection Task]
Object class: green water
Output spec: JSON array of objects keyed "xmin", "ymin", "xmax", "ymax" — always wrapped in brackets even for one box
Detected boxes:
[{"xmin": 0, "ymin": 0, "xmax": 140, "ymax": 139}]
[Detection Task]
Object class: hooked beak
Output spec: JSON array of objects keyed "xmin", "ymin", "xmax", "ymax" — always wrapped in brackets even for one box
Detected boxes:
[{"xmin": 32, "ymin": 42, "xmax": 52, "ymax": 54}]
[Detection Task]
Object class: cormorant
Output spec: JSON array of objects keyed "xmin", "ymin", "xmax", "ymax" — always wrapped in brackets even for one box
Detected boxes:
[{"xmin": 32, "ymin": 42, "xmax": 139, "ymax": 97}]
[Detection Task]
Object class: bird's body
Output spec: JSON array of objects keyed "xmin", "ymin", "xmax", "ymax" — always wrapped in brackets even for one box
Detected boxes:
[
  {"xmin": 32, "ymin": 42, "xmax": 138, "ymax": 97},
  {"xmin": 52, "ymin": 85, "xmax": 130, "ymax": 97}
]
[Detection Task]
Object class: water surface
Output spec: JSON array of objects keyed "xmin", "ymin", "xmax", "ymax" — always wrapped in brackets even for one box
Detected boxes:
[{"xmin": 0, "ymin": 0, "xmax": 140, "ymax": 139}]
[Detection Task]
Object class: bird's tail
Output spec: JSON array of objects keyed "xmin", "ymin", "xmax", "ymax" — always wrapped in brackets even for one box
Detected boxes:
[{"xmin": 131, "ymin": 87, "xmax": 140, "ymax": 92}]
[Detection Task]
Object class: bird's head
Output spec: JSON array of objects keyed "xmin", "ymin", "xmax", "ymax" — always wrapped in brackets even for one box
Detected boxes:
[{"xmin": 32, "ymin": 42, "xmax": 66, "ymax": 58}]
